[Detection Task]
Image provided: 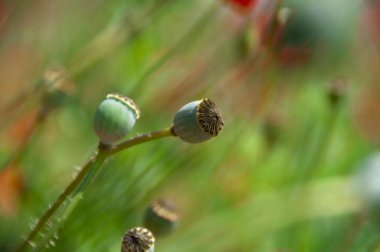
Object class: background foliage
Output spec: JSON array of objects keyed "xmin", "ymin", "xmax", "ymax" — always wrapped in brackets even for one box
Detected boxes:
[{"xmin": 1, "ymin": 0, "xmax": 380, "ymax": 251}]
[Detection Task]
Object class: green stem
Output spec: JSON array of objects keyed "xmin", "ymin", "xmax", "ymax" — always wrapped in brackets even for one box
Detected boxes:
[
  {"xmin": 15, "ymin": 127, "xmax": 174, "ymax": 252},
  {"xmin": 15, "ymin": 153, "xmax": 100, "ymax": 252},
  {"xmin": 303, "ymin": 105, "xmax": 338, "ymax": 180},
  {"xmin": 73, "ymin": 151, "xmax": 108, "ymax": 196},
  {"xmin": 108, "ymin": 127, "xmax": 174, "ymax": 155}
]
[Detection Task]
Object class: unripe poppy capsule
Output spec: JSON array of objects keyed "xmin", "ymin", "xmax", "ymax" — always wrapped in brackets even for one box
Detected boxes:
[
  {"xmin": 172, "ymin": 98, "xmax": 224, "ymax": 143},
  {"xmin": 93, "ymin": 93, "xmax": 140, "ymax": 144}
]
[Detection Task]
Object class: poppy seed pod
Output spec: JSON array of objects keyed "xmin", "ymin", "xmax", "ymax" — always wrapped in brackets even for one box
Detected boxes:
[
  {"xmin": 328, "ymin": 78, "xmax": 348, "ymax": 106},
  {"xmin": 143, "ymin": 199, "xmax": 179, "ymax": 237},
  {"xmin": 121, "ymin": 227, "xmax": 155, "ymax": 252},
  {"xmin": 93, "ymin": 93, "xmax": 140, "ymax": 144},
  {"xmin": 172, "ymin": 98, "xmax": 224, "ymax": 143}
]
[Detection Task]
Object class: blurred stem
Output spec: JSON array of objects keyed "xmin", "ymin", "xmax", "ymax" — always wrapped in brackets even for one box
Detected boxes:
[
  {"xmin": 283, "ymin": 91, "xmax": 333, "ymax": 185},
  {"xmin": 16, "ymin": 127, "xmax": 174, "ymax": 252},
  {"xmin": 293, "ymin": 103, "xmax": 341, "ymax": 251},
  {"xmin": 66, "ymin": 0, "xmax": 172, "ymax": 77},
  {"xmin": 129, "ymin": 2, "xmax": 218, "ymax": 97},
  {"xmin": 299, "ymin": 103, "xmax": 340, "ymax": 183}
]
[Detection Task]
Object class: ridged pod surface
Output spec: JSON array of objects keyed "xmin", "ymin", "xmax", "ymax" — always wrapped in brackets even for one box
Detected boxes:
[
  {"xmin": 121, "ymin": 227, "xmax": 155, "ymax": 252},
  {"xmin": 93, "ymin": 94, "xmax": 140, "ymax": 144},
  {"xmin": 172, "ymin": 98, "xmax": 224, "ymax": 143}
]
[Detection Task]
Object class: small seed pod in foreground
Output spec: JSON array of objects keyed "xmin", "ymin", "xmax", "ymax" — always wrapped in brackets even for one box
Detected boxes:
[
  {"xmin": 172, "ymin": 98, "xmax": 224, "ymax": 143},
  {"xmin": 93, "ymin": 94, "xmax": 140, "ymax": 144},
  {"xmin": 121, "ymin": 227, "xmax": 155, "ymax": 252},
  {"xmin": 143, "ymin": 199, "xmax": 179, "ymax": 237},
  {"xmin": 357, "ymin": 152, "xmax": 380, "ymax": 227}
]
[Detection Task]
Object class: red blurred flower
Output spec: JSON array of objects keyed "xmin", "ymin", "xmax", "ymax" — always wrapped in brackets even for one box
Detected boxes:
[
  {"xmin": 229, "ymin": 0, "xmax": 257, "ymax": 8},
  {"xmin": 224, "ymin": 0, "xmax": 259, "ymax": 14},
  {"xmin": 361, "ymin": 0, "xmax": 380, "ymax": 41}
]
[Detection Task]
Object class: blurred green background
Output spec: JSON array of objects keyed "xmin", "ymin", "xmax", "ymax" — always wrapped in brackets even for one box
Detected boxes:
[{"xmin": 1, "ymin": 0, "xmax": 380, "ymax": 251}]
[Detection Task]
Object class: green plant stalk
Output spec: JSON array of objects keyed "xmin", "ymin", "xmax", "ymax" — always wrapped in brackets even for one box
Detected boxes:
[
  {"xmin": 283, "ymin": 98, "xmax": 339, "ymax": 185},
  {"xmin": 291, "ymin": 103, "xmax": 341, "ymax": 251},
  {"xmin": 303, "ymin": 106, "xmax": 338, "ymax": 180},
  {"xmin": 107, "ymin": 127, "xmax": 174, "ymax": 155},
  {"xmin": 15, "ymin": 153, "xmax": 101, "ymax": 252},
  {"xmin": 15, "ymin": 127, "xmax": 174, "ymax": 252}
]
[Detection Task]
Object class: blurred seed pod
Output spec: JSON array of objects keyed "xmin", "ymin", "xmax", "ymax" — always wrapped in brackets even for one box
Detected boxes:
[
  {"xmin": 40, "ymin": 67, "xmax": 75, "ymax": 113},
  {"xmin": 93, "ymin": 93, "xmax": 140, "ymax": 145},
  {"xmin": 328, "ymin": 77, "xmax": 348, "ymax": 106},
  {"xmin": 143, "ymin": 199, "xmax": 179, "ymax": 237},
  {"xmin": 172, "ymin": 98, "xmax": 224, "ymax": 143},
  {"xmin": 121, "ymin": 227, "xmax": 155, "ymax": 252},
  {"xmin": 262, "ymin": 113, "xmax": 285, "ymax": 147},
  {"xmin": 356, "ymin": 153, "xmax": 380, "ymax": 227}
]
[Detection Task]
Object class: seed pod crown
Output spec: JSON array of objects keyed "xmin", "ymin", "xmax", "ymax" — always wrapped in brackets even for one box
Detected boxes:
[{"xmin": 121, "ymin": 227, "xmax": 155, "ymax": 252}]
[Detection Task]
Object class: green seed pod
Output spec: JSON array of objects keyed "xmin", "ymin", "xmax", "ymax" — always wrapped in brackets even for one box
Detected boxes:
[
  {"xmin": 357, "ymin": 153, "xmax": 380, "ymax": 227},
  {"xmin": 121, "ymin": 227, "xmax": 155, "ymax": 252},
  {"xmin": 93, "ymin": 93, "xmax": 140, "ymax": 144},
  {"xmin": 172, "ymin": 98, "xmax": 224, "ymax": 143},
  {"xmin": 143, "ymin": 199, "xmax": 179, "ymax": 237}
]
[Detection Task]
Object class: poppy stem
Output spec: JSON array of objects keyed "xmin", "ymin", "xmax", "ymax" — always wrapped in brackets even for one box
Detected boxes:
[{"xmin": 15, "ymin": 127, "xmax": 174, "ymax": 252}]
